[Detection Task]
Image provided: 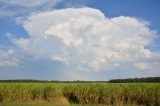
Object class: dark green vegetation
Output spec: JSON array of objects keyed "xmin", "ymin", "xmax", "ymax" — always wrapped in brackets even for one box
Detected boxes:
[
  {"xmin": 109, "ymin": 77, "xmax": 160, "ymax": 83},
  {"xmin": 0, "ymin": 83, "xmax": 160, "ymax": 106},
  {"xmin": 1, "ymin": 77, "xmax": 160, "ymax": 83}
]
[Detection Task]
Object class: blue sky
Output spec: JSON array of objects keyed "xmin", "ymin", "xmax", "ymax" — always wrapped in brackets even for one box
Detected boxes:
[{"xmin": 0, "ymin": 0, "xmax": 160, "ymax": 81}]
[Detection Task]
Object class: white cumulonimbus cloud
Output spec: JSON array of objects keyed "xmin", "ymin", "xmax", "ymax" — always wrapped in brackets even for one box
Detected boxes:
[{"xmin": 13, "ymin": 7, "xmax": 160, "ymax": 72}]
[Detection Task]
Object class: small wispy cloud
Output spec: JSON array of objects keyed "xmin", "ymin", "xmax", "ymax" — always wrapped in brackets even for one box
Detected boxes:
[
  {"xmin": 51, "ymin": 55, "xmax": 68, "ymax": 64},
  {"xmin": 0, "ymin": 0, "xmax": 63, "ymax": 17},
  {"xmin": 0, "ymin": 0, "xmax": 62, "ymax": 7},
  {"xmin": 0, "ymin": 49, "xmax": 20, "ymax": 66}
]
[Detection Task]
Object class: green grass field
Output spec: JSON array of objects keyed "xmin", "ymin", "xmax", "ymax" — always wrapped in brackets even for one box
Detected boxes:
[{"xmin": 0, "ymin": 83, "xmax": 160, "ymax": 106}]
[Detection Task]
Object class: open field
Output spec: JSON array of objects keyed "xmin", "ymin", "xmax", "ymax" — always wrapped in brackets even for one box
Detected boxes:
[{"xmin": 0, "ymin": 83, "xmax": 160, "ymax": 106}]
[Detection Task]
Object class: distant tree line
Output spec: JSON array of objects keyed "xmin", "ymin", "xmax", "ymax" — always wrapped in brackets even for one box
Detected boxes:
[
  {"xmin": 0, "ymin": 77, "xmax": 160, "ymax": 83},
  {"xmin": 108, "ymin": 77, "xmax": 160, "ymax": 83},
  {"xmin": 0, "ymin": 79, "xmax": 107, "ymax": 83}
]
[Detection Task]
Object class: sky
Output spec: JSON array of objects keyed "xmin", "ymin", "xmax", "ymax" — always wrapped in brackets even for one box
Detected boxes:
[{"xmin": 0, "ymin": 0, "xmax": 160, "ymax": 81}]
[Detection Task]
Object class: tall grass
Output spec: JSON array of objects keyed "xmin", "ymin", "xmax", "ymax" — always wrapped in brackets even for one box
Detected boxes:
[{"xmin": 0, "ymin": 83, "xmax": 159, "ymax": 105}]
